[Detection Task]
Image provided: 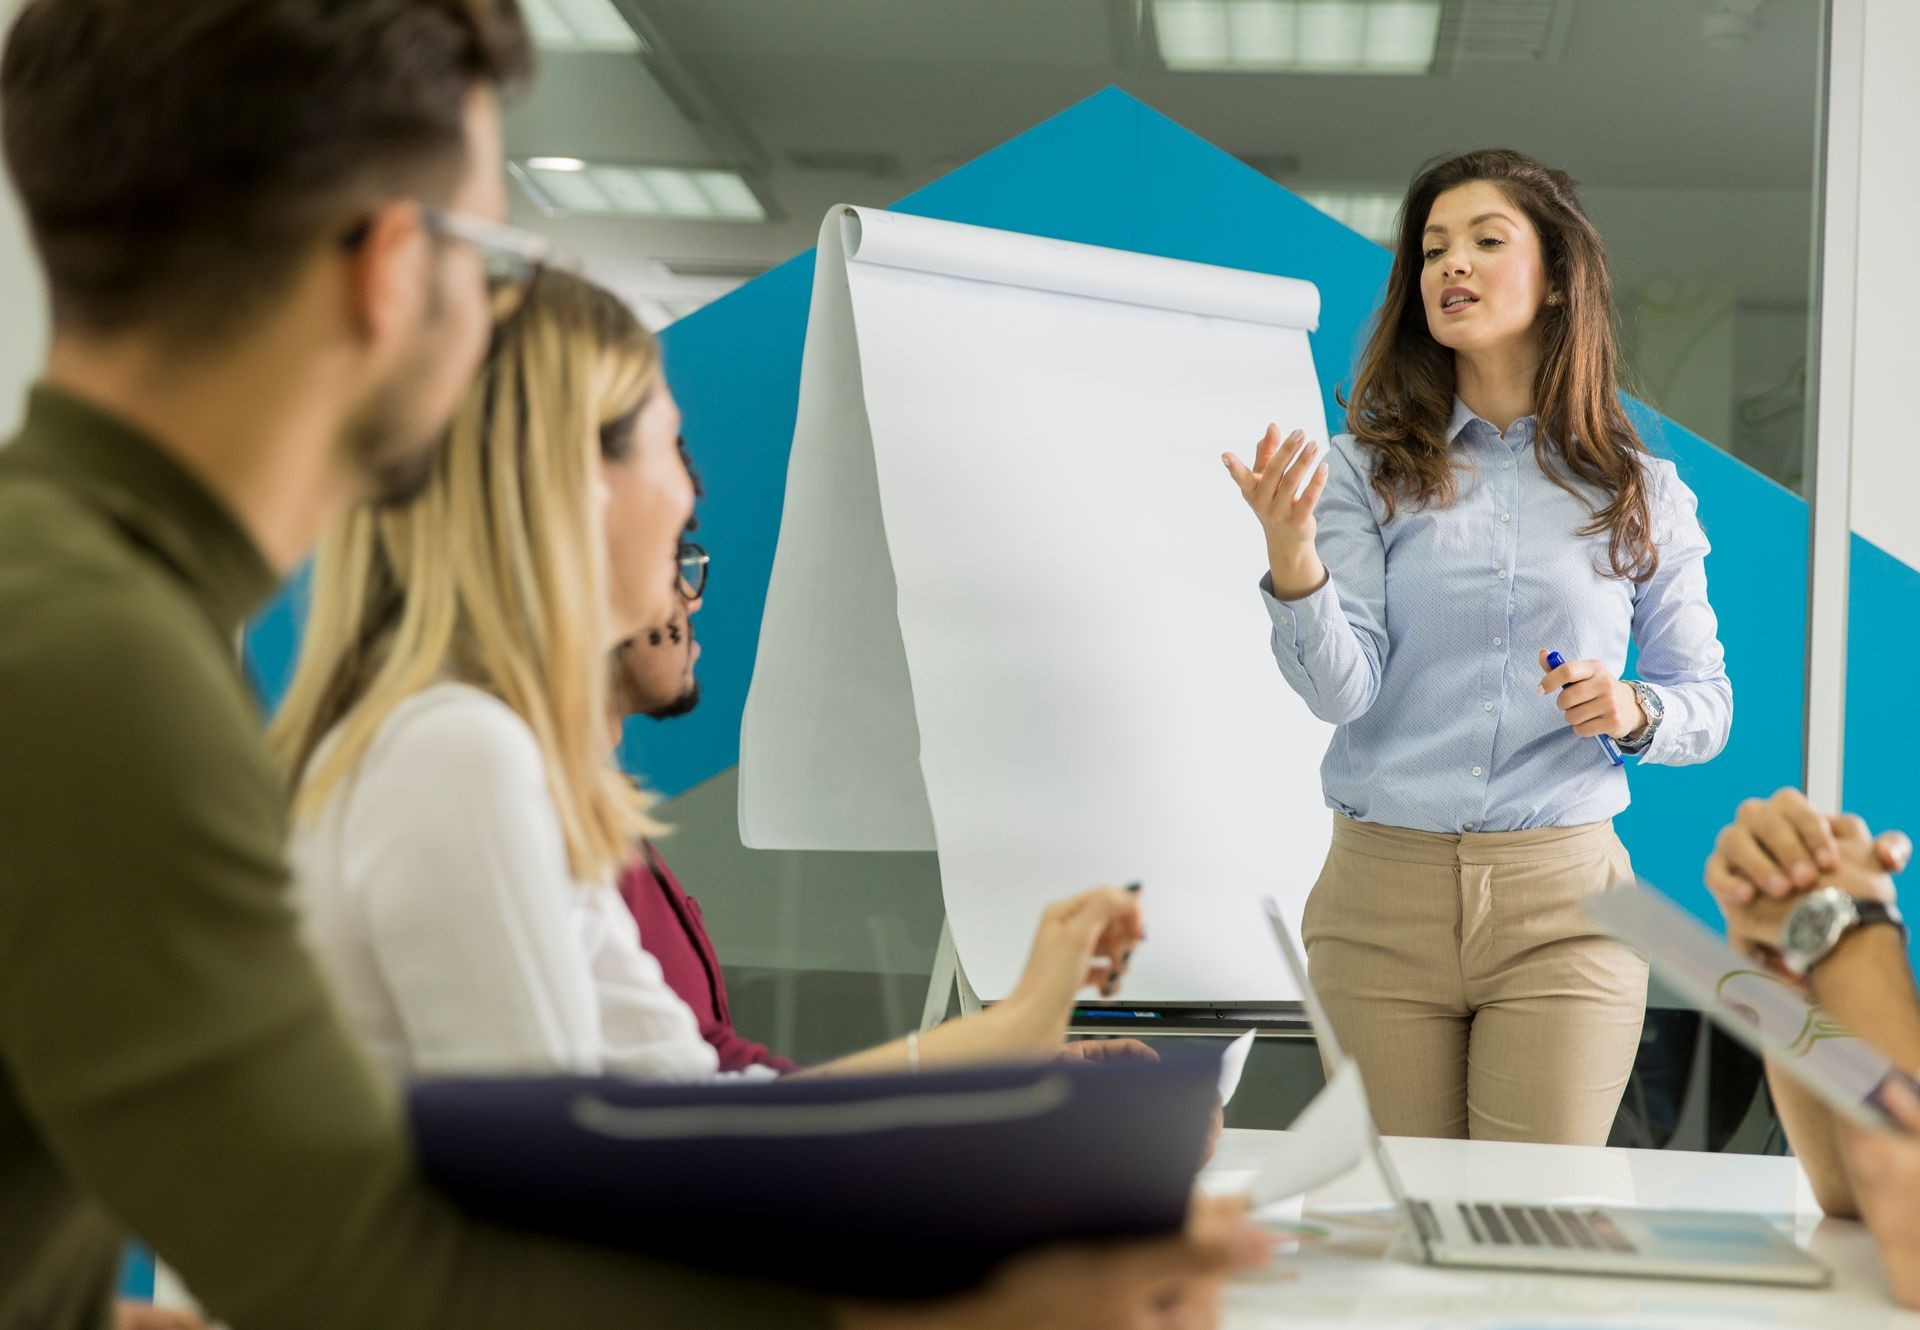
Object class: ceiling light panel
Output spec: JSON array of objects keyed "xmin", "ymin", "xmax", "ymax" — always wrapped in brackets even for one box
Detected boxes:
[
  {"xmin": 519, "ymin": 161, "xmax": 767, "ymax": 222},
  {"xmin": 1155, "ymin": 0, "xmax": 1442, "ymax": 74},
  {"xmin": 1299, "ymin": 190, "xmax": 1402, "ymax": 243},
  {"xmin": 522, "ymin": 0, "xmax": 647, "ymax": 54}
]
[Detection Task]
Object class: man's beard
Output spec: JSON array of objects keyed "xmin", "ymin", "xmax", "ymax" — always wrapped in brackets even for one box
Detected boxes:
[
  {"xmin": 344, "ymin": 383, "xmax": 444, "ymax": 510},
  {"xmin": 646, "ymin": 679, "xmax": 701, "ymax": 721},
  {"xmin": 345, "ymin": 279, "xmax": 457, "ymax": 509},
  {"xmin": 640, "ymin": 617, "xmax": 701, "ymax": 721}
]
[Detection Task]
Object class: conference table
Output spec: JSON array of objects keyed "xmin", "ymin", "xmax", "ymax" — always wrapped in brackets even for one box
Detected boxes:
[{"xmin": 1205, "ymin": 1126, "xmax": 1919, "ymax": 1328}]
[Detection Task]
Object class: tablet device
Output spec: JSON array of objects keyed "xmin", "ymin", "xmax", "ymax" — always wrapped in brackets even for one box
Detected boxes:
[{"xmin": 1588, "ymin": 885, "xmax": 1914, "ymax": 1132}]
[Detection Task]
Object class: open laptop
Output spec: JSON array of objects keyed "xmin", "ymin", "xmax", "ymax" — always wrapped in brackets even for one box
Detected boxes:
[{"xmin": 1263, "ymin": 897, "xmax": 1829, "ymax": 1287}]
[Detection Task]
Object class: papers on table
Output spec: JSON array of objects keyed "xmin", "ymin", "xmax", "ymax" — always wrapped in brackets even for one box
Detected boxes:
[
  {"xmin": 1218, "ymin": 1029, "xmax": 1256, "ymax": 1105},
  {"xmin": 1247, "ymin": 1061, "xmax": 1372, "ymax": 1208}
]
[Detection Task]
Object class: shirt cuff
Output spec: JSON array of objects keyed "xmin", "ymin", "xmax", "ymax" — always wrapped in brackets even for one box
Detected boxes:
[{"xmin": 1259, "ymin": 568, "xmax": 1341, "ymax": 649}]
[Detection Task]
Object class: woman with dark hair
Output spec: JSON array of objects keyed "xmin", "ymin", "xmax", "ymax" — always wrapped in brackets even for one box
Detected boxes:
[{"xmin": 1223, "ymin": 149, "xmax": 1732, "ymax": 1145}]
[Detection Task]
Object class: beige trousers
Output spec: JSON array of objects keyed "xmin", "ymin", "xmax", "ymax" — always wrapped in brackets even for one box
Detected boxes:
[{"xmin": 1302, "ymin": 815, "xmax": 1649, "ymax": 1145}]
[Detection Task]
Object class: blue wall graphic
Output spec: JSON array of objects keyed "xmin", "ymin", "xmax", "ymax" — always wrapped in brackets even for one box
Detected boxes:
[{"xmin": 246, "ymin": 87, "xmax": 1920, "ymax": 953}]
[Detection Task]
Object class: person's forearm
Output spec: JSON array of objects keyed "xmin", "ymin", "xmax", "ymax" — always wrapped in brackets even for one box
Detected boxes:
[
  {"xmin": 1265, "ymin": 541, "xmax": 1327, "ymax": 602},
  {"xmin": 1765, "ymin": 1061, "xmax": 1857, "ymax": 1217},
  {"xmin": 1260, "ymin": 575, "xmax": 1383, "ymax": 727},
  {"xmin": 1807, "ymin": 926, "xmax": 1920, "ymax": 1071},
  {"xmin": 1635, "ymin": 676, "xmax": 1732, "ymax": 767},
  {"xmin": 804, "ymin": 1003, "xmax": 1058, "ymax": 1078}
]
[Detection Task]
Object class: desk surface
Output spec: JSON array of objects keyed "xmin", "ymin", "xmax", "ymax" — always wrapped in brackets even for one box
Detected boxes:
[{"xmin": 1205, "ymin": 1127, "xmax": 1920, "ymax": 1329}]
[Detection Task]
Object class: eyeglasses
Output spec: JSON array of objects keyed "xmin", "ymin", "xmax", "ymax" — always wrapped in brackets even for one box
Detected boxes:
[
  {"xmin": 678, "ymin": 542, "xmax": 710, "ymax": 601},
  {"xmin": 424, "ymin": 207, "xmax": 576, "ymax": 322},
  {"xmin": 340, "ymin": 206, "xmax": 577, "ymax": 324}
]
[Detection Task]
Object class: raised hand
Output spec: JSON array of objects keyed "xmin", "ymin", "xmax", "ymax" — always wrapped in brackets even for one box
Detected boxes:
[
  {"xmin": 1222, "ymin": 425, "xmax": 1328, "ymax": 600},
  {"xmin": 994, "ymin": 886, "xmax": 1148, "ymax": 1054},
  {"xmin": 1023, "ymin": 886, "xmax": 1145, "ymax": 1001},
  {"xmin": 1705, "ymin": 787, "xmax": 1911, "ymax": 907}
]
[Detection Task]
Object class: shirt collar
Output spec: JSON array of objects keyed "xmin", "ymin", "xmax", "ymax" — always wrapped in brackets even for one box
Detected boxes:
[
  {"xmin": 5, "ymin": 385, "xmax": 279, "ymax": 637},
  {"xmin": 1447, "ymin": 395, "xmax": 1539, "ymax": 448},
  {"xmin": 1446, "ymin": 396, "xmax": 1480, "ymax": 443}
]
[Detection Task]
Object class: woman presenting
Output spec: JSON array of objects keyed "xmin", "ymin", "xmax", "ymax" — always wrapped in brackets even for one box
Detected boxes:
[{"xmin": 1223, "ymin": 149, "xmax": 1732, "ymax": 1145}]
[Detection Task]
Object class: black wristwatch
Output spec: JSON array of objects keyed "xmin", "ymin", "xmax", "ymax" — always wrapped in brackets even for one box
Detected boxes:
[{"xmin": 1780, "ymin": 886, "xmax": 1908, "ymax": 977}]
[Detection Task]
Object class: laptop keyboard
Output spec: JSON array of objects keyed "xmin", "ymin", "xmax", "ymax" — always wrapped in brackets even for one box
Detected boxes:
[{"xmin": 1453, "ymin": 1202, "xmax": 1637, "ymax": 1254}]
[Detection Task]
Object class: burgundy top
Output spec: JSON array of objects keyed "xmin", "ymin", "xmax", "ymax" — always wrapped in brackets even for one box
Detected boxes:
[{"xmin": 616, "ymin": 842, "xmax": 799, "ymax": 1076}]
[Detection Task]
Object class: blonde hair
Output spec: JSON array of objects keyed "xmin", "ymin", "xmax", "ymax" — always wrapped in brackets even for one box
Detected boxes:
[{"xmin": 270, "ymin": 271, "xmax": 663, "ymax": 879}]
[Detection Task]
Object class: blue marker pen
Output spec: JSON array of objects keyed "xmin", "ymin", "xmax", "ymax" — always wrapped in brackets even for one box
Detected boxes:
[{"xmin": 1545, "ymin": 651, "xmax": 1625, "ymax": 768}]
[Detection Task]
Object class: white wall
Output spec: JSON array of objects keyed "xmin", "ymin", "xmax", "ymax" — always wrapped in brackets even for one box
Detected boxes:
[
  {"xmin": 0, "ymin": 0, "xmax": 45, "ymax": 435},
  {"xmin": 1846, "ymin": 0, "xmax": 1920, "ymax": 568}
]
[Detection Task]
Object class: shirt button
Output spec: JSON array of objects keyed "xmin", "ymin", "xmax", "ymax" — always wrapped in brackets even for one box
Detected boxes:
[
  {"xmin": 1471, "ymin": 766, "xmax": 1484, "ymax": 777},
  {"xmin": 1502, "ymin": 460, "xmax": 1512, "ymax": 470},
  {"xmin": 1463, "ymin": 822, "xmax": 1475, "ymax": 832},
  {"xmin": 1500, "ymin": 513, "xmax": 1511, "ymax": 523},
  {"xmin": 1483, "ymin": 701, "xmax": 1493, "ymax": 712},
  {"xmin": 1496, "ymin": 569, "xmax": 1508, "ymax": 580},
  {"xmin": 1492, "ymin": 635, "xmax": 1502, "ymax": 646}
]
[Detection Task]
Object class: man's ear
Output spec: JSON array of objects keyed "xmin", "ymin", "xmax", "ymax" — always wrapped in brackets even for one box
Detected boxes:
[{"xmin": 343, "ymin": 202, "xmax": 428, "ymax": 349}]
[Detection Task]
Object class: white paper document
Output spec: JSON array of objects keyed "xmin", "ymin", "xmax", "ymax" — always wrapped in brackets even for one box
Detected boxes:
[
  {"xmin": 1217, "ymin": 1030, "xmax": 1256, "ymax": 1106},
  {"xmin": 1247, "ymin": 1061, "xmax": 1371, "ymax": 1207},
  {"xmin": 742, "ymin": 205, "xmax": 1335, "ymax": 1001},
  {"xmin": 1589, "ymin": 886, "xmax": 1902, "ymax": 1129}
]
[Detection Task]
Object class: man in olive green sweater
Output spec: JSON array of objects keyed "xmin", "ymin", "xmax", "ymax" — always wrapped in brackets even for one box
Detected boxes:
[{"xmin": 0, "ymin": 4, "xmax": 1256, "ymax": 1328}]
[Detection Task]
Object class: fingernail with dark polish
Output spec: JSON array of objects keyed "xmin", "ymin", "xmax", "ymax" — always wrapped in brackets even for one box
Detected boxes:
[{"xmin": 1126, "ymin": 881, "xmax": 1143, "ymax": 893}]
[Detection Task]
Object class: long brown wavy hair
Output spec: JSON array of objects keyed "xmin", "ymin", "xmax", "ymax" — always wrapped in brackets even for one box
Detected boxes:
[{"xmin": 1342, "ymin": 149, "xmax": 1657, "ymax": 582}]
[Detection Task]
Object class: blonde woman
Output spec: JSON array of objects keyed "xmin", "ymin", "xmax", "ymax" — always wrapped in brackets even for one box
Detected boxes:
[{"xmin": 271, "ymin": 272, "xmax": 1145, "ymax": 1086}]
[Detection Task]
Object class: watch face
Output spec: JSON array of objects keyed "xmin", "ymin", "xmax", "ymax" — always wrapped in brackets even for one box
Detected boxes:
[
  {"xmin": 1634, "ymin": 682, "xmax": 1663, "ymax": 725},
  {"xmin": 1785, "ymin": 896, "xmax": 1841, "ymax": 959}
]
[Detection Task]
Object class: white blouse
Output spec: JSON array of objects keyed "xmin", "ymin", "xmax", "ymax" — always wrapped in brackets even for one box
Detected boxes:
[{"xmin": 290, "ymin": 682, "xmax": 760, "ymax": 1085}]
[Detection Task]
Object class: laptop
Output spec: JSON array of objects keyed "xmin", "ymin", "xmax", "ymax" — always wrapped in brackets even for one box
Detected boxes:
[
  {"xmin": 1588, "ymin": 884, "xmax": 1915, "ymax": 1132},
  {"xmin": 1263, "ymin": 897, "xmax": 1830, "ymax": 1287}
]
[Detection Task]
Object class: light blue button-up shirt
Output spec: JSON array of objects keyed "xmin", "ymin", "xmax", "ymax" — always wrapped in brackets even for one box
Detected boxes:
[{"xmin": 1261, "ymin": 398, "xmax": 1732, "ymax": 834}]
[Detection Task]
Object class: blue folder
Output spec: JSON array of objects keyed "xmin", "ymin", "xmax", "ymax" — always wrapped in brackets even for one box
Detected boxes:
[{"xmin": 410, "ymin": 1052, "xmax": 1220, "ymax": 1297}]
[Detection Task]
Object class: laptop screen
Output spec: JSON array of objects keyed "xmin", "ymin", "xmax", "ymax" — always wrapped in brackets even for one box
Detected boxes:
[{"xmin": 1262, "ymin": 896, "xmax": 1432, "ymax": 1256}]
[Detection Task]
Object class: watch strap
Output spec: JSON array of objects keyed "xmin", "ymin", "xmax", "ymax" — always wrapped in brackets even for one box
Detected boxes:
[
  {"xmin": 1851, "ymin": 899, "xmax": 1908, "ymax": 942},
  {"xmin": 1618, "ymin": 681, "xmax": 1660, "ymax": 753},
  {"xmin": 1795, "ymin": 893, "xmax": 1910, "ymax": 977}
]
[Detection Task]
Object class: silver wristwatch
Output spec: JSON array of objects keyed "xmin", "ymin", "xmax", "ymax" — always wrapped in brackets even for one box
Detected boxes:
[
  {"xmin": 1618, "ymin": 680, "xmax": 1663, "ymax": 754},
  {"xmin": 1780, "ymin": 885, "xmax": 1907, "ymax": 977}
]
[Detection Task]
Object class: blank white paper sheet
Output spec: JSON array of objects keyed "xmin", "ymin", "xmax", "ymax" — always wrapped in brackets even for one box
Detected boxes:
[{"xmin": 742, "ymin": 205, "xmax": 1335, "ymax": 1002}]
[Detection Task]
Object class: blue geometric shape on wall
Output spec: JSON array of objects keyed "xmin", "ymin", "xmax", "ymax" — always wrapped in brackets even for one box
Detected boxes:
[
  {"xmin": 118, "ymin": 1242, "xmax": 156, "ymax": 1302},
  {"xmin": 1612, "ymin": 400, "xmax": 1805, "ymax": 930},
  {"xmin": 244, "ymin": 86, "xmax": 1920, "ymax": 952}
]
